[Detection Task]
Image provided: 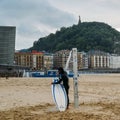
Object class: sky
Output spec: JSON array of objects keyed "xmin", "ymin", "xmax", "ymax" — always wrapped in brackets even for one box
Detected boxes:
[{"xmin": 0, "ymin": 0, "xmax": 120, "ymax": 50}]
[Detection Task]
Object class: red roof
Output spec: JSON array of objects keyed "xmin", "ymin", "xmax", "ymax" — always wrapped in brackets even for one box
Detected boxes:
[{"xmin": 31, "ymin": 50, "xmax": 43, "ymax": 54}]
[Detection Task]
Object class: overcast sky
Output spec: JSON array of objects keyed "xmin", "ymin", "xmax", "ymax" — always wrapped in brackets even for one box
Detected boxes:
[{"xmin": 0, "ymin": 0, "xmax": 120, "ymax": 50}]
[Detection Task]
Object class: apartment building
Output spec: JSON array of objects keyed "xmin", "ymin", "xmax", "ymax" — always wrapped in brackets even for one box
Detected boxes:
[
  {"xmin": 78, "ymin": 52, "xmax": 88, "ymax": 70},
  {"xmin": 44, "ymin": 53, "xmax": 53, "ymax": 70},
  {"xmin": 53, "ymin": 50, "xmax": 89, "ymax": 70},
  {"xmin": 109, "ymin": 54, "xmax": 120, "ymax": 69},
  {"xmin": 88, "ymin": 50, "xmax": 110, "ymax": 69},
  {"xmin": 53, "ymin": 50, "xmax": 72, "ymax": 69},
  {"xmin": 15, "ymin": 50, "xmax": 44, "ymax": 70}
]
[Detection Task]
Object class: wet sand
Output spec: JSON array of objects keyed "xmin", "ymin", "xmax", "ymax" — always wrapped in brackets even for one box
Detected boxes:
[{"xmin": 0, "ymin": 74, "xmax": 120, "ymax": 120}]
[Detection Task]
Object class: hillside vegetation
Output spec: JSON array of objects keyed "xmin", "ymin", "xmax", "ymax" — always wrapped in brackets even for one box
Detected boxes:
[{"xmin": 29, "ymin": 22, "xmax": 120, "ymax": 54}]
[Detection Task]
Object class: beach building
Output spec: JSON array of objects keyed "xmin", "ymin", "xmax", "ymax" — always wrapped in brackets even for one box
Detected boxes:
[
  {"xmin": 44, "ymin": 53, "xmax": 53, "ymax": 70},
  {"xmin": 53, "ymin": 50, "xmax": 88, "ymax": 70},
  {"xmin": 15, "ymin": 50, "xmax": 44, "ymax": 70},
  {"xmin": 109, "ymin": 54, "xmax": 120, "ymax": 69},
  {"xmin": 53, "ymin": 50, "xmax": 72, "ymax": 69},
  {"xmin": 88, "ymin": 50, "xmax": 110, "ymax": 69},
  {"xmin": 0, "ymin": 26, "xmax": 16, "ymax": 65},
  {"xmin": 78, "ymin": 52, "xmax": 88, "ymax": 70}
]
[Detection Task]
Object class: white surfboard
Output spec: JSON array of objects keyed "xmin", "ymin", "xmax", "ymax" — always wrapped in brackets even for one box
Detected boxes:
[{"xmin": 51, "ymin": 78, "xmax": 67, "ymax": 111}]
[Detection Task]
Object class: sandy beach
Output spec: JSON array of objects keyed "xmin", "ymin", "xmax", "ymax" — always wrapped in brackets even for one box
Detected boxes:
[{"xmin": 0, "ymin": 74, "xmax": 120, "ymax": 120}]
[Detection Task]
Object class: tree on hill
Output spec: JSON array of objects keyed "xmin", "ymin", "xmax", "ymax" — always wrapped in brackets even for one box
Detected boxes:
[{"xmin": 29, "ymin": 22, "xmax": 120, "ymax": 54}]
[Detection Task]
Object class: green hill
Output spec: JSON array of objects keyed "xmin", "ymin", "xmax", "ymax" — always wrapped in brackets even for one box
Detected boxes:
[{"xmin": 29, "ymin": 22, "xmax": 120, "ymax": 54}]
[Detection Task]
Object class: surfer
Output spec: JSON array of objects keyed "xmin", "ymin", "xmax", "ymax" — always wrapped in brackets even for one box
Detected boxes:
[{"xmin": 52, "ymin": 67, "xmax": 69, "ymax": 109}]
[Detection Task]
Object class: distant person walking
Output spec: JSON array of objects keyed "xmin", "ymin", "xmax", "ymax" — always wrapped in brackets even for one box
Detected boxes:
[{"xmin": 52, "ymin": 67, "xmax": 69, "ymax": 109}]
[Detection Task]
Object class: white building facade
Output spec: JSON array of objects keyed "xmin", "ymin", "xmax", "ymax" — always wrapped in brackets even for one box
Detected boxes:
[{"xmin": 109, "ymin": 55, "xmax": 120, "ymax": 69}]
